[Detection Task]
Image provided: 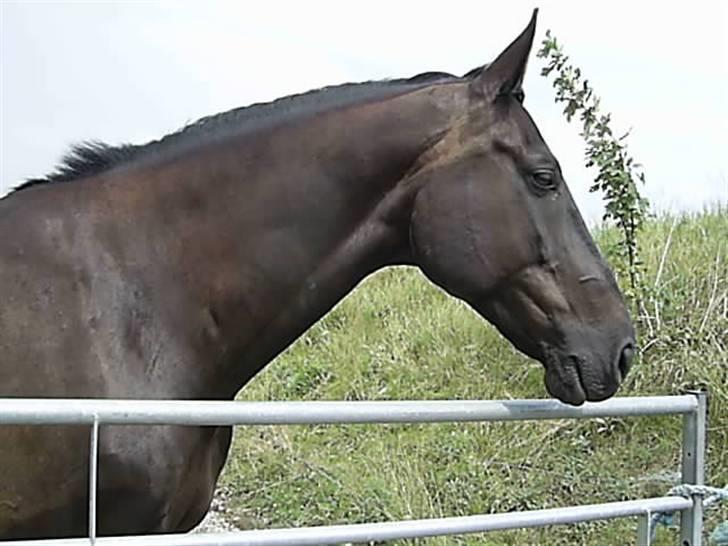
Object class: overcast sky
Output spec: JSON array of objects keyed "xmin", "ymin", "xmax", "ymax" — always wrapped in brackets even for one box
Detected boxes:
[{"xmin": 1, "ymin": 1, "xmax": 726, "ymax": 223}]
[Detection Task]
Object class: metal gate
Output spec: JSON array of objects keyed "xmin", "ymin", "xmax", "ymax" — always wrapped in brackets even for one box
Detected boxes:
[{"xmin": 0, "ymin": 392, "xmax": 708, "ymax": 545}]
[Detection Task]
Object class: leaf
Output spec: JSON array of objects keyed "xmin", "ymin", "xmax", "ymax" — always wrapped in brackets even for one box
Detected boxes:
[{"xmin": 537, "ymin": 30, "xmax": 650, "ymax": 305}]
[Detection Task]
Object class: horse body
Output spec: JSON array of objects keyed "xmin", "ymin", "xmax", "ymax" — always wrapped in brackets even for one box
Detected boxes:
[
  {"xmin": 0, "ymin": 179, "xmax": 223, "ymax": 535},
  {"xmin": 0, "ymin": 11, "xmax": 635, "ymax": 539},
  {"xmin": 0, "ymin": 80, "xmax": 456, "ymax": 538}
]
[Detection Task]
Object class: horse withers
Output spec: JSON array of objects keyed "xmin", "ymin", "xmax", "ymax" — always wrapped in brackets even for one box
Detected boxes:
[{"xmin": 0, "ymin": 9, "xmax": 634, "ymax": 539}]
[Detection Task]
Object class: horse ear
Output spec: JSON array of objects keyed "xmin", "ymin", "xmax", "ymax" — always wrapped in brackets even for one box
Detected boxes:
[{"xmin": 474, "ymin": 9, "xmax": 538, "ymax": 101}]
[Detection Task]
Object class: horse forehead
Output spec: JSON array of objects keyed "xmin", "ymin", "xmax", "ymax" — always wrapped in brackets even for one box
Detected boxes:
[{"xmin": 504, "ymin": 104, "xmax": 549, "ymax": 149}]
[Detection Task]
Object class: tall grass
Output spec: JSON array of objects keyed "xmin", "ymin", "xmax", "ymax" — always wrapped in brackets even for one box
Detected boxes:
[{"xmin": 220, "ymin": 208, "xmax": 727, "ymax": 545}]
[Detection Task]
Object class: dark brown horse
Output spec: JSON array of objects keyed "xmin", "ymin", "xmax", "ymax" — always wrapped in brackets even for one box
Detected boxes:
[{"xmin": 0, "ymin": 10, "xmax": 634, "ymax": 540}]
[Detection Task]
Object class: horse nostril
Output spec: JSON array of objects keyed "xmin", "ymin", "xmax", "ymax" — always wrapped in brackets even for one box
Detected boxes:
[{"xmin": 618, "ymin": 342, "xmax": 635, "ymax": 380}]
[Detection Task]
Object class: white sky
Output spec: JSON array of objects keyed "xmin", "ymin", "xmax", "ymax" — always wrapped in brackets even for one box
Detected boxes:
[{"xmin": 1, "ymin": 1, "xmax": 726, "ymax": 223}]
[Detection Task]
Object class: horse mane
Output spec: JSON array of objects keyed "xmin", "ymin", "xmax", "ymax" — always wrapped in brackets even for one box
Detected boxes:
[{"xmin": 13, "ymin": 71, "xmax": 465, "ymax": 193}]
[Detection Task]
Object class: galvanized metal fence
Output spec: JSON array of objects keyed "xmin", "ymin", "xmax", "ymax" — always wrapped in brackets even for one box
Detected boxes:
[{"xmin": 0, "ymin": 392, "xmax": 708, "ymax": 546}]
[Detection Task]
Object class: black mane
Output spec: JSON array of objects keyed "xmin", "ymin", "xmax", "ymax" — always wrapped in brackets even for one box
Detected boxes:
[
  {"xmin": 13, "ymin": 71, "xmax": 463, "ymax": 193},
  {"xmin": 16, "ymin": 142, "xmax": 143, "ymax": 190}
]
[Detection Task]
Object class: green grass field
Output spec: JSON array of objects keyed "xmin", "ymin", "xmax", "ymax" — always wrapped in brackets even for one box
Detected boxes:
[{"xmin": 219, "ymin": 208, "xmax": 727, "ymax": 545}]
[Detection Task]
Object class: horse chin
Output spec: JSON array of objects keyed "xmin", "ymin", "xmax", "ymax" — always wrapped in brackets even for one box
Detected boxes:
[
  {"xmin": 543, "ymin": 354, "xmax": 622, "ymax": 406},
  {"xmin": 544, "ymin": 369, "xmax": 587, "ymax": 406}
]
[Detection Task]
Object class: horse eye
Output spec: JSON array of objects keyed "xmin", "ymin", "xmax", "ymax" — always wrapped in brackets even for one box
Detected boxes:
[{"xmin": 531, "ymin": 169, "xmax": 557, "ymax": 191}]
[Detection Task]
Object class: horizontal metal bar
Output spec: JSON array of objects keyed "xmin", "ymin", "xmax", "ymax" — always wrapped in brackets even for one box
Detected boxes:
[
  {"xmin": 4, "ymin": 496, "xmax": 692, "ymax": 545},
  {"xmin": 0, "ymin": 395, "xmax": 697, "ymax": 426}
]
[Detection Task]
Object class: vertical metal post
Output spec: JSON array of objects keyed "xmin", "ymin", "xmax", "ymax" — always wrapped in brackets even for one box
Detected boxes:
[
  {"xmin": 680, "ymin": 390, "xmax": 707, "ymax": 546},
  {"xmin": 88, "ymin": 416, "xmax": 100, "ymax": 545},
  {"xmin": 637, "ymin": 509, "xmax": 652, "ymax": 545}
]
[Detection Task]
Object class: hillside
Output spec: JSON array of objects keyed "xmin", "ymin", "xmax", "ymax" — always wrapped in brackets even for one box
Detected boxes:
[{"xmin": 220, "ymin": 208, "xmax": 727, "ymax": 545}]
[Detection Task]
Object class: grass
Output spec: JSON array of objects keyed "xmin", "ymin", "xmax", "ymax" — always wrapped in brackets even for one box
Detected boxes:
[{"xmin": 218, "ymin": 208, "xmax": 727, "ymax": 545}]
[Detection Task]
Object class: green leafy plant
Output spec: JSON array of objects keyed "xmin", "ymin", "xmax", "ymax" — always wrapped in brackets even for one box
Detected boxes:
[{"xmin": 536, "ymin": 30, "xmax": 650, "ymax": 305}]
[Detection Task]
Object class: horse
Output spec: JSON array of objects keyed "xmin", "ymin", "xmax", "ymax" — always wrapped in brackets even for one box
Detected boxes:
[{"xmin": 0, "ymin": 10, "xmax": 635, "ymax": 540}]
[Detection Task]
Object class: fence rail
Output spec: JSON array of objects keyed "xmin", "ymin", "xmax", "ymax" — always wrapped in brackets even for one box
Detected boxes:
[
  {"xmin": 0, "ymin": 394, "xmax": 700, "ymax": 425},
  {"xmin": 0, "ymin": 393, "xmax": 708, "ymax": 546}
]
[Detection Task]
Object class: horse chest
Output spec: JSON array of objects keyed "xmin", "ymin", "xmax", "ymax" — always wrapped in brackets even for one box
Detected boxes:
[{"xmin": 96, "ymin": 423, "xmax": 232, "ymax": 533}]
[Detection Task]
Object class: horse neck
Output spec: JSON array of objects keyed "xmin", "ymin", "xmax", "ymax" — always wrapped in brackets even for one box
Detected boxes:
[{"xmin": 116, "ymin": 84, "xmax": 460, "ymax": 397}]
